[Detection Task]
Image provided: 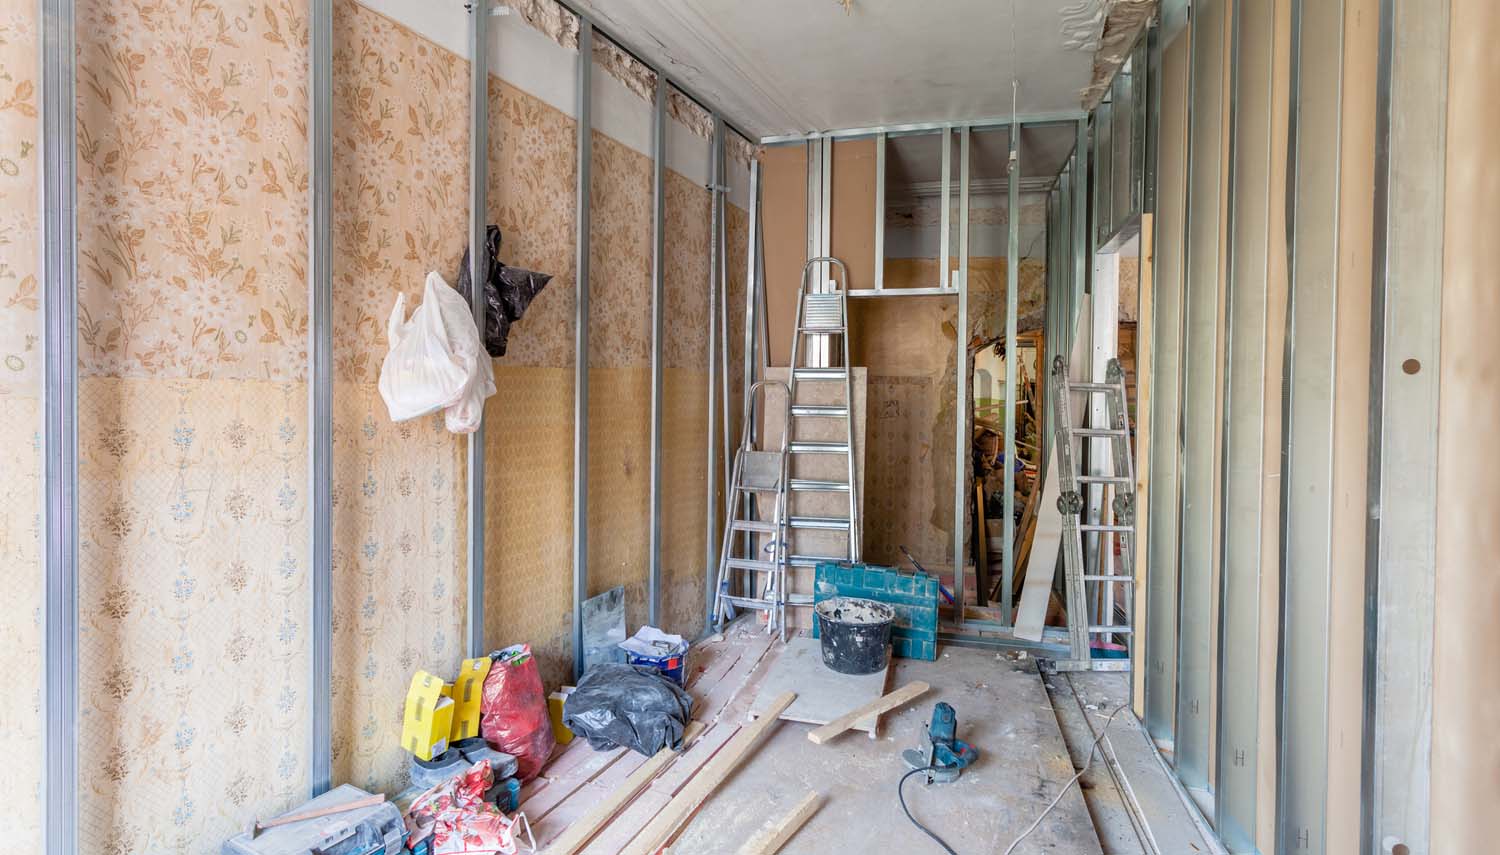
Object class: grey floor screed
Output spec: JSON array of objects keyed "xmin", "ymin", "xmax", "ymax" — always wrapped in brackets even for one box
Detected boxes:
[{"xmin": 668, "ymin": 644, "xmax": 1104, "ymax": 854}]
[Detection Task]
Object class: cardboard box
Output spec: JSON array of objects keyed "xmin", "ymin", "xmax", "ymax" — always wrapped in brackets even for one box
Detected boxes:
[
  {"xmin": 448, "ymin": 657, "xmax": 491, "ymax": 742},
  {"xmin": 401, "ymin": 671, "xmax": 454, "ymax": 760}
]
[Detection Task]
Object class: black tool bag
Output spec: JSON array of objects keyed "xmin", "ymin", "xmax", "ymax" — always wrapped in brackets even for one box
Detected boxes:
[
  {"xmin": 457, "ymin": 225, "xmax": 553, "ymax": 358},
  {"xmin": 562, "ymin": 664, "xmax": 695, "ymax": 757}
]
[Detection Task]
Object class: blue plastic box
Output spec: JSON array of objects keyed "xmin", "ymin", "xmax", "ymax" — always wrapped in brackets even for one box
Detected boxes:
[{"xmin": 813, "ymin": 562, "xmax": 939, "ymax": 661}]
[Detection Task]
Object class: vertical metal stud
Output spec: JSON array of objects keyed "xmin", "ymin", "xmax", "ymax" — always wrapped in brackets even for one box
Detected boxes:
[
  {"xmin": 705, "ymin": 117, "xmax": 722, "ymax": 627},
  {"xmin": 940, "ymin": 127, "xmax": 952, "ymax": 288},
  {"xmin": 1362, "ymin": 0, "xmax": 1446, "ymax": 851},
  {"xmin": 466, "ymin": 0, "xmax": 489, "ymax": 660},
  {"xmin": 743, "ymin": 157, "xmax": 761, "ymax": 433},
  {"xmin": 307, "ymin": 0, "xmax": 334, "ymax": 798},
  {"xmin": 718, "ymin": 121, "xmax": 732, "ymax": 495},
  {"xmin": 1278, "ymin": 0, "xmax": 1345, "ymax": 849},
  {"xmin": 1176, "ymin": 0, "xmax": 1230, "ymax": 794},
  {"xmin": 1073, "ymin": 120, "xmax": 1088, "ymax": 346},
  {"xmin": 41, "ymin": 0, "xmax": 79, "ymax": 848},
  {"xmin": 648, "ymin": 76, "xmax": 666, "ymax": 628},
  {"xmin": 1215, "ymin": 0, "xmax": 1275, "ymax": 845},
  {"xmin": 572, "ymin": 19, "xmax": 593, "ymax": 679},
  {"xmin": 953, "ymin": 127, "xmax": 969, "ymax": 617},
  {"xmin": 874, "ymin": 133, "xmax": 886, "ymax": 291},
  {"xmin": 1002, "ymin": 123, "xmax": 1021, "ymax": 622}
]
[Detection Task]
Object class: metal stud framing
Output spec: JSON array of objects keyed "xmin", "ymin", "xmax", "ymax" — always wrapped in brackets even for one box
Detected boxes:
[
  {"xmin": 952, "ymin": 127, "xmax": 969, "ymax": 619},
  {"xmin": 466, "ymin": 0, "xmax": 489, "ymax": 661},
  {"xmin": 1001, "ymin": 124, "xmax": 1020, "ymax": 620},
  {"xmin": 1175, "ymin": 0, "xmax": 1230, "ymax": 794},
  {"xmin": 42, "ymin": 0, "xmax": 80, "ymax": 849},
  {"xmin": 1278, "ymin": 0, "xmax": 1344, "ymax": 850},
  {"xmin": 1361, "ymin": 0, "xmax": 1447, "ymax": 851},
  {"xmin": 1215, "ymin": 0, "xmax": 1276, "ymax": 844},
  {"xmin": 307, "ymin": 0, "xmax": 334, "ymax": 797},
  {"xmin": 648, "ymin": 76, "xmax": 666, "ymax": 627},
  {"xmin": 705, "ymin": 117, "xmax": 723, "ymax": 627},
  {"xmin": 572, "ymin": 19, "xmax": 593, "ymax": 680}
]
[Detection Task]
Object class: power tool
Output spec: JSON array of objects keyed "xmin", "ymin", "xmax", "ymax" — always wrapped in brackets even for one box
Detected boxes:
[{"xmin": 902, "ymin": 702, "xmax": 979, "ymax": 784}]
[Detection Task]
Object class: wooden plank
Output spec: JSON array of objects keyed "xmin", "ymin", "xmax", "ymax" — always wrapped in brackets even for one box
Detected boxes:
[
  {"xmin": 746, "ymin": 637, "xmax": 890, "ymax": 736},
  {"xmin": 805, "ymin": 681, "xmax": 930, "ymax": 745},
  {"xmin": 521, "ymin": 747, "xmax": 627, "ymax": 820},
  {"xmin": 621, "ymin": 692, "xmax": 797, "ymax": 855},
  {"xmin": 545, "ymin": 722, "xmax": 706, "ymax": 855},
  {"xmin": 577, "ymin": 789, "xmax": 671, "ymax": 855},
  {"xmin": 649, "ymin": 721, "xmax": 739, "ymax": 797},
  {"xmin": 735, "ymin": 791, "xmax": 821, "ymax": 855}
]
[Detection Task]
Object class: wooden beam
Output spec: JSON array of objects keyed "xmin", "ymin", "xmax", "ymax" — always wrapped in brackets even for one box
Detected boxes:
[
  {"xmin": 546, "ymin": 721, "xmax": 706, "ymax": 855},
  {"xmin": 621, "ymin": 692, "xmax": 797, "ymax": 855},
  {"xmin": 735, "ymin": 791, "xmax": 822, "ymax": 855},
  {"xmin": 806, "ymin": 681, "xmax": 930, "ymax": 745}
]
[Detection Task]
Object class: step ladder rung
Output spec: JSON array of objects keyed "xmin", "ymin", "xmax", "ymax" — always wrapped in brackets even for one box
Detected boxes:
[
  {"xmin": 1078, "ymin": 523, "xmax": 1134, "ymax": 533},
  {"xmin": 730, "ymin": 520, "xmax": 778, "ymax": 533},
  {"xmin": 1083, "ymin": 575, "xmax": 1137, "ymax": 583},
  {"xmin": 1088, "ymin": 625, "xmax": 1135, "ymax": 634},
  {"xmin": 792, "ymin": 367, "xmax": 848, "ymax": 381},
  {"xmin": 721, "ymin": 595, "xmax": 776, "ymax": 610},
  {"xmin": 1077, "ymin": 475, "xmax": 1132, "ymax": 484},
  {"xmin": 1070, "ymin": 382, "xmax": 1119, "ymax": 392},
  {"xmin": 786, "ymin": 593, "xmax": 815, "ymax": 606},
  {"xmin": 788, "ymin": 516, "xmax": 850, "ymax": 531},
  {"xmin": 797, "ymin": 326, "xmax": 847, "ymax": 334},
  {"xmin": 789, "ymin": 440, "xmax": 849, "ymax": 455},
  {"xmin": 790, "ymin": 404, "xmax": 849, "ymax": 418},
  {"xmin": 788, "ymin": 554, "xmax": 848, "ymax": 568},
  {"xmin": 789, "ymin": 478, "xmax": 850, "ymax": 493},
  {"xmin": 733, "ymin": 482, "xmax": 781, "ymax": 493},
  {"xmin": 726, "ymin": 558, "xmax": 778, "ymax": 572},
  {"xmin": 1070, "ymin": 427, "xmax": 1129, "ymax": 438}
]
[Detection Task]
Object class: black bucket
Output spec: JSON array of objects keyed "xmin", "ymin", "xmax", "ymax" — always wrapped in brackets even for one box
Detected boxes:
[{"xmin": 815, "ymin": 597, "xmax": 896, "ymax": 675}]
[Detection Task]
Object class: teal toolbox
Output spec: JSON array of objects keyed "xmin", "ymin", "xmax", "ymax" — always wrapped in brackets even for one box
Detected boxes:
[{"xmin": 812, "ymin": 562, "xmax": 939, "ymax": 661}]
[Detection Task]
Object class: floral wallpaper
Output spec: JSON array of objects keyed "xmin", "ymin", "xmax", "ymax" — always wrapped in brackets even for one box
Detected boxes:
[
  {"xmin": 327, "ymin": 0, "xmax": 469, "ymax": 794},
  {"xmin": 0, "ymin": 3, "xmax": 42, "ymax": 851},
  {"xmin": 18, "ymin": 0, "xmax": 731, "ymax": 847}
]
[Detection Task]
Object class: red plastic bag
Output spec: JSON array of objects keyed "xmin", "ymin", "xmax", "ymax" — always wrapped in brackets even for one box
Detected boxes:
[{"xmin": 479, "ymin": 644, "xmax": 554, "ymax": 781}]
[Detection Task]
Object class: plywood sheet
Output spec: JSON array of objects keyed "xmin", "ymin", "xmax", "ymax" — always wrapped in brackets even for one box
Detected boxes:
[{"xmin": 746, "ymin": 637, "xmax": 891, "ymax": 737}]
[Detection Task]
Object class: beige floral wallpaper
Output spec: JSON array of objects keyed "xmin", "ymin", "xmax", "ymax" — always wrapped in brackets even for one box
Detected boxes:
[
  {"xmin": 0, "ymin": 6, "xmax": 42, "ymax": 851},
  {"xmin": 13, "ymin": 0, "xmax": 733, "ymax": 848}
]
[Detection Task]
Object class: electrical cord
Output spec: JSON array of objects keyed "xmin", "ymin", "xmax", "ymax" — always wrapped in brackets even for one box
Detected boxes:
[
  {"xmin": 898, "ymin": 767, "xmax": 960, "ymax": 855},
  {"xmin": 1002, "ymin": 703, "xmax": 1130, "ymax": 855}
]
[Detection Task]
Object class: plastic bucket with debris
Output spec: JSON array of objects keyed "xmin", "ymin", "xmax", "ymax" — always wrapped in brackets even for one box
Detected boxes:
[{"xmin": 814, "ymin": 597, "xmax": 895, "ymax": 675}]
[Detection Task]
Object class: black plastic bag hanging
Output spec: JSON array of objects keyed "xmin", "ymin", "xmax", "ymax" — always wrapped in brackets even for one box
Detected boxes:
[
  {"xmin": 457, "ymin": 225, "xmax": 553, "ymax": 358},
  {"xmin": 561, "ymin": 663, "xmax": 694, "ymax": 757}
]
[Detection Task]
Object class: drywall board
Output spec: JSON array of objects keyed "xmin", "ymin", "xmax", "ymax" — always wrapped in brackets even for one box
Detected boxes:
[
  {"xmin": 746, "ymin": 636, "xmax": 891, "ymax": 738},
  {"xmin": 762, "ymin": 145, "xmax": 808, "ymax": 367},
  {"xmin": 1213, "ymin": 0, "xmax": 1282, "ymax": 847},
  {"xmin": 1431, "ymin": 4, "xmax": 1500, "ymax": 852},
  {"xmin": 1174, "ymin": 0, "xmax": 1230, "ymax": 793},
  {"xmin": 830, "ymin": 139, "xmax": 877, "ymax": 291},
  {"xmin": 565, "ymin": 0, "xmax": 1095, "ymax": 138},
  {"xmin": 1145, "ymin": 24, "xmax": 1190, "ymax": 752}
]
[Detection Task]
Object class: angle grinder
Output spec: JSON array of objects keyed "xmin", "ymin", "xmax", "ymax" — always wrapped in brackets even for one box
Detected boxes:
[{"xmin": 902, "ymin": 701, "xmax": 979, "ymax": 784}]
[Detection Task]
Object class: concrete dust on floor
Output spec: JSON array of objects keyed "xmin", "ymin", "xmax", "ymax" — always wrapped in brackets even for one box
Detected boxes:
[{"xmin": 668, "ymin": 642, "xmax": 1103, "ymax": 854}]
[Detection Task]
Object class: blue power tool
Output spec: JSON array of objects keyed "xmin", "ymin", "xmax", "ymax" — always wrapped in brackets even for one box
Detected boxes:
[{"xmin": 902, "ymin": 702, "xmax": 979, "ymax": 784}]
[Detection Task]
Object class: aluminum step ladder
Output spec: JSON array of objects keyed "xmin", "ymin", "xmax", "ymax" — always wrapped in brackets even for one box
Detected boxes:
[
  {"xmin": 782, "ymin": 256, "xmax": 861, "ymax": 583},
  {"xmin": 712, "ymin": 380, "xmax": 792, "ymax": 638},
  {"xmin": 1048, "ymin": 355, "xmax": 1135, "ymax": 673}
]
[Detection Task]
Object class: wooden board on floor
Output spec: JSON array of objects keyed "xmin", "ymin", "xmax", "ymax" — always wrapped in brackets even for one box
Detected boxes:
[{"xmin": 745, "ymin": 636, "xmax": 891, "ymax": 738}]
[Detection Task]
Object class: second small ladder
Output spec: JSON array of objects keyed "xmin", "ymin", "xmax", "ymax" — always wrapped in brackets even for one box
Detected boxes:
[{"xmin": 1049, "ymin": 355, "xmax": 1135, "ymax": 672}]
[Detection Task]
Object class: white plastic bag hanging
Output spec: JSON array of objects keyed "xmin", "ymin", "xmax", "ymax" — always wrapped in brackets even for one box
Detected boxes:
[
  {"xmin": 378, "ymin": 273, "xmax": 471, "ymax": 422},
  {"xmin": 440, "ymin": 287, "xmax": 495, "ymax": 435}
]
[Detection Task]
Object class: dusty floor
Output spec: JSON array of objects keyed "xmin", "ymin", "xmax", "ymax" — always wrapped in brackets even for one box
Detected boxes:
[{"xmin": 670, "ymin": 642, "xmax": 1103, "ymax": 854}]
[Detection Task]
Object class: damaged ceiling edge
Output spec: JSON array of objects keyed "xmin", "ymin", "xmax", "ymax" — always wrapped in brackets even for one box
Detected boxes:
[
  {"xmin": 1079, "ymin": 0, "xmax": 1157, "ymax": 109},
  {"xmin": 507, "ymin": 0, "xmax": 761, "ymax": 163}
]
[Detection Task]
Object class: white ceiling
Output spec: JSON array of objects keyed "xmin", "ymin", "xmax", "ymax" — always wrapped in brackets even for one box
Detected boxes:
[{"xmin": 566, "ymin": 0, "xmax": 1101, "ymax": 140}]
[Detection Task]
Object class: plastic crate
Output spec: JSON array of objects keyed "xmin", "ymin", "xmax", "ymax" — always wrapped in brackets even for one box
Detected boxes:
[{"xmin": 813, "ymin": 562, "xmax": 939, "ymax": 661}]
